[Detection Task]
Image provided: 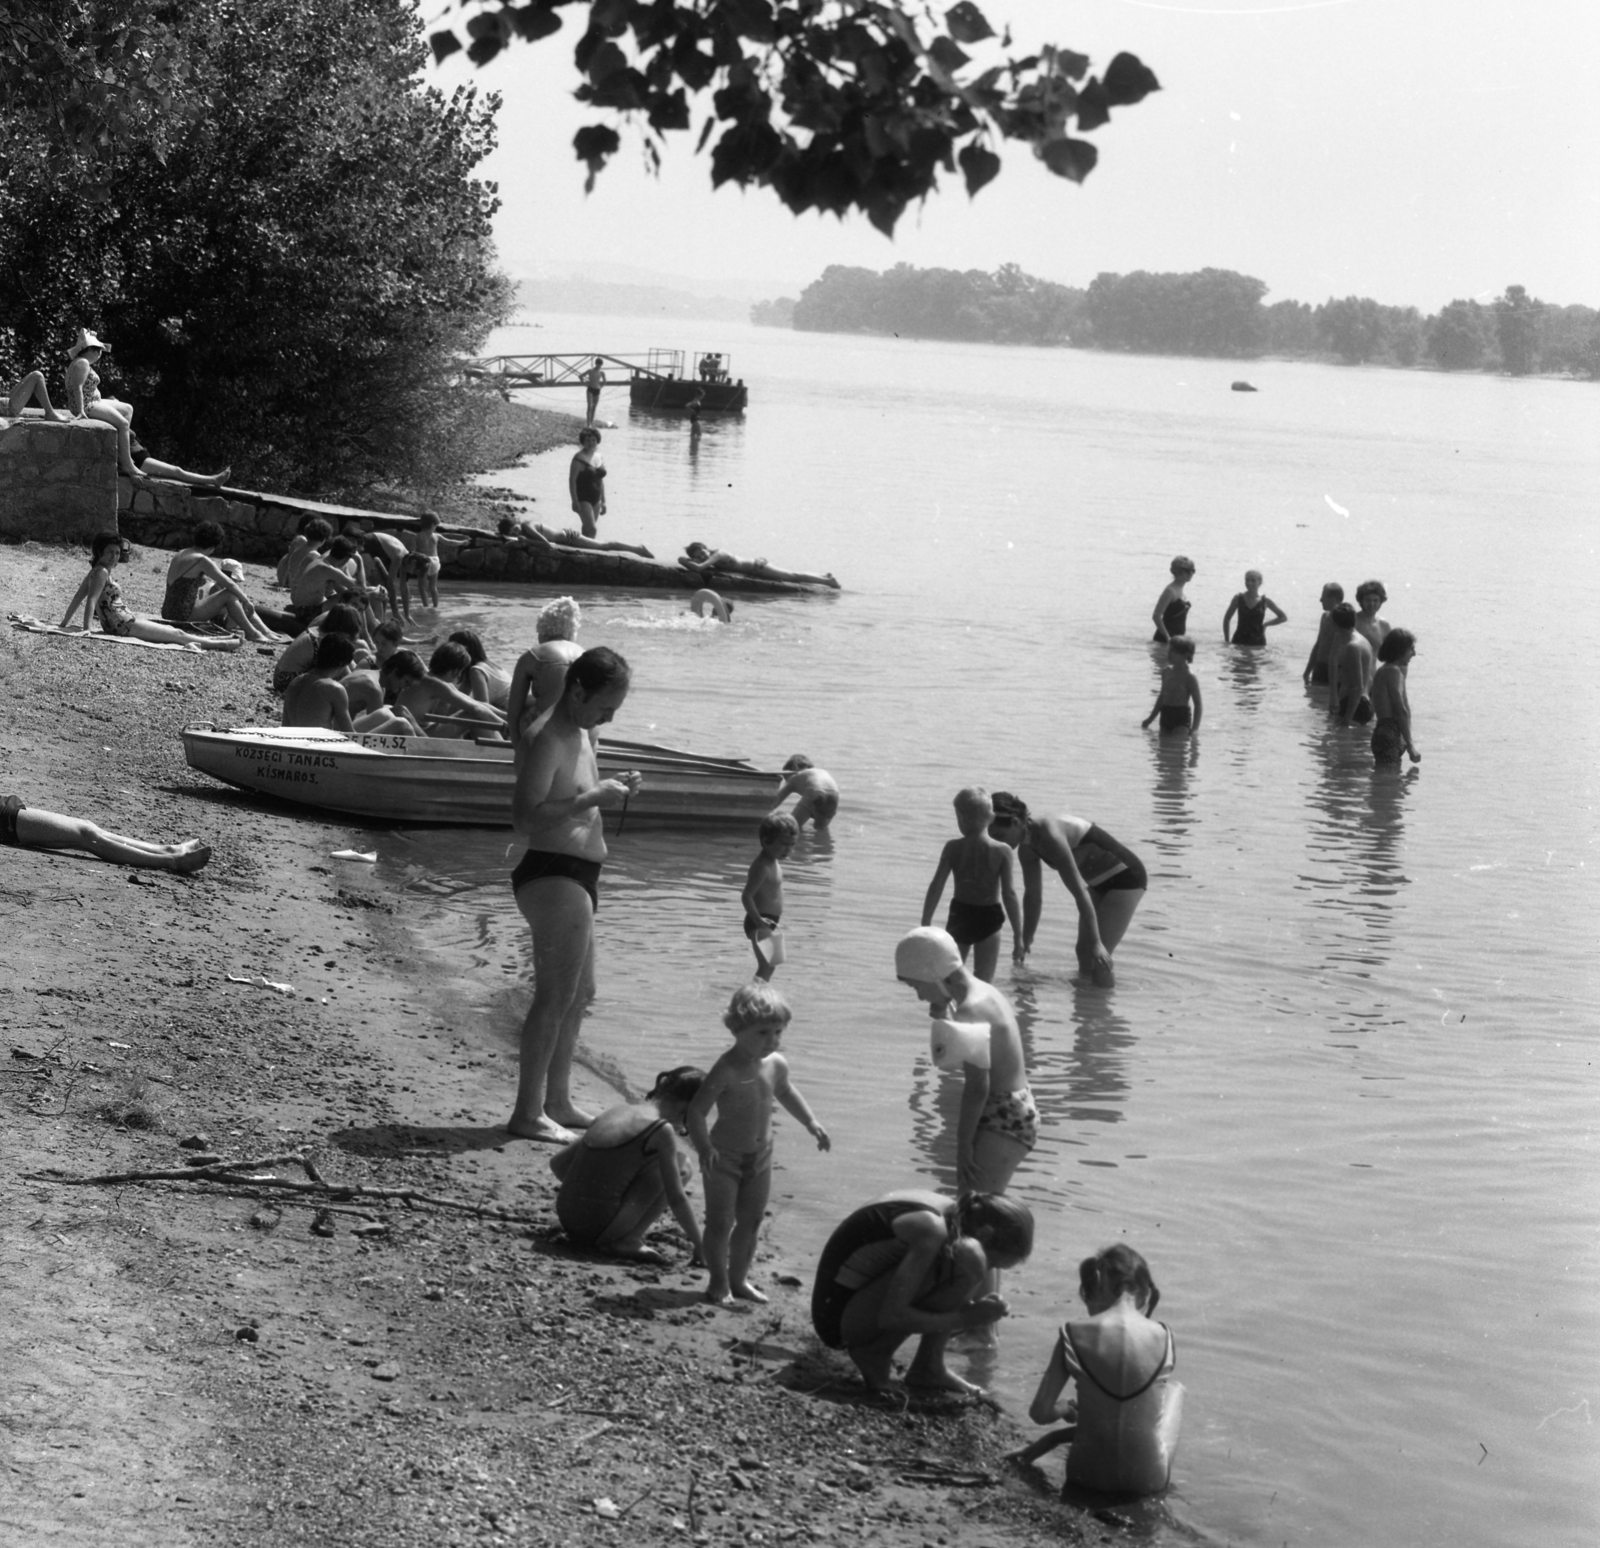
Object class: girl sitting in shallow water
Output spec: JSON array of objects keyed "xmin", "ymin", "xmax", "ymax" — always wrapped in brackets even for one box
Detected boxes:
[{"xmin": 1017, "ymin": 1244, "xmax": 1184, "ymax": 1495}]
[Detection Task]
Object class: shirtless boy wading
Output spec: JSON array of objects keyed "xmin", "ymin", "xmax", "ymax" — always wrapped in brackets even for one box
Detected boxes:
[{"xmin": 507, "ymin": 648, "xmax": 640, "ymax": 1144}]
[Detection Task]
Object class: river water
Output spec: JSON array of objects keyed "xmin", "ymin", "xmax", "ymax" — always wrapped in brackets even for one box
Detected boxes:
[{"xmin": 374, "ymin": 317, "xmax": 1598, "ymax": 1546}]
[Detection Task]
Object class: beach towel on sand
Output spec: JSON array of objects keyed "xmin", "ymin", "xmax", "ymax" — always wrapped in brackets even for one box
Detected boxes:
[{"xmin": 8, "ymin": 614, "xmax": 203, "ymax": 653}]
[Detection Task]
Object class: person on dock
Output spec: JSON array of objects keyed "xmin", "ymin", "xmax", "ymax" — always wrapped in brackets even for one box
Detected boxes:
[
  {"xmin": 2, "ymin": 793, "xmax": 210, "ymax": 873},
  {"xmin": 161, "ymin": 522, "xmax": 290, "ymax": 643},
  {"xmin": 507, "ymin": 647, "xmax": 641, "ymax": 1144},
  {"xmin": 1302, "ymin": 581, "xmax": 1345, "ymax": 686},
  {"xmin": 1142, "ymin": 637, "xmax": 1202, "ymax": 733},
  {"xmin": 920, "ymin": 787, "xmax": 1023, "ymax": 983},
  {"xmin": 1017, "ymin": 1244, "xmax": 1184, "ymax": 1495},
  {"xmin": 895, "ymin": 926, "xmax": 1036, "ymax": 1198},
  {"xmin": 772, "ymin": 755, "xmax": 839, "ymax": 830},
  {"xmin": 569, "ymin": 429, "xmax": 608, "ymax": 539},
  {"xmin": 58, "ymin": 532, "xmax": 241, "ymax": 651},
  {"xmin": 741, "ymin": 813, "xmax": 796, "ymax": 981},
  {"xmin": 1222, "ymin": 570, "xmax": 1287, "ymax": 646},
  {"xmin": 679, "ymin": 543, "xmax": 838, "ymax": 589},
  {"xmin": 1369, "ymin": 629, "xmax": 1420, "ymax": 766},
  {"xmin": 549, "ymin": 1065, "xmax": 708, "ymax": 1267},
  {"xmin": 810, "ymin": 1190, "xmax": 1033, "ymax": 1396},
  {"xmin": 584, "ymin": 358, "xmax": 606, "ymax": 425},
  {"xmin": 507, "ymin": 596, "xmax": 584, "ymax": 738},
  {"xmin": 988, "ymin": 793, "xmax": 1145, "ymax": 988},
  {"xmin": 1151, "ymin": 556, "xmax": 1195, "ymax": 643},
  {"xmin": 496, "ymin": 513, "xmax": 651, "ymax": 559},
  {"xmin": 1328, "ymin": 603, "xmax": 1375, "ymax": 724},
  {"xmin": 686, "ymin": 983, "xmax": 830, "ymax": 1307}
]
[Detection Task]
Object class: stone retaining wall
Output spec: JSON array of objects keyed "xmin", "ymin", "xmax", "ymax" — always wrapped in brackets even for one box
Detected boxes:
[
  {"xmin": 115, "ymin": 476, "xmax": 822, "ymax": 595},
  {"xmin": 0, "ymin": 416, "xmax": 119, "ymax": 543}
]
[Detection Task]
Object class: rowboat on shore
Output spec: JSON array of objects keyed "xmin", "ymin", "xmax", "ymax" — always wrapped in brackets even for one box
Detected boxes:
[{"xmin": 180, "ymin": 725, "xmax": 783, "ymax": 827}]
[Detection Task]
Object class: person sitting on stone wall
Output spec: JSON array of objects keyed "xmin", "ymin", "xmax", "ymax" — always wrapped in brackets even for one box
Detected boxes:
[{"xmin": 6, "ymin": 371, "xmax": 67, "ymax": 421}]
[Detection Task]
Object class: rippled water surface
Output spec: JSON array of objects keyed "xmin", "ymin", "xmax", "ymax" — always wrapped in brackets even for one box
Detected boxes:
[{"xmin": 374, "ymin": 319, "xmax": 1598, "ymax": 1547}]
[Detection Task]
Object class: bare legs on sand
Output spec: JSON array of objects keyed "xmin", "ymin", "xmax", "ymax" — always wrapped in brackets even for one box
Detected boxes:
[
  {"xmin": 509, "ymin": 876, "xmax": 599, "ymax": 1143},
  {"xmin": 14, "ymin": 808, "xmax": 210, "ymax": 873}
]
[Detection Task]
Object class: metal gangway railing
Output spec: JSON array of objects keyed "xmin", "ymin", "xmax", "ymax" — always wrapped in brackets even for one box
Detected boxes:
[{"xmin": 463, "ymin": 350, "xmax": 674, "ymax": 389}]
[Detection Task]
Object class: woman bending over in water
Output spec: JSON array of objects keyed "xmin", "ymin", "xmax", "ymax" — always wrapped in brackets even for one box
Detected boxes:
[
  {"xmin": 60, "ymin": 533, "xmax": 240, "ymax": 650},
  {"xmin": 63, "ymin": 330, "xmax": 229, "ymax": 485},
  {"xmin": 1018, "ymin": 1244, "xmax": 1184, "ymax": 1495},
  {"xmin": 679, "ymin": 542, "xmax": 838, "ymax": 589}
]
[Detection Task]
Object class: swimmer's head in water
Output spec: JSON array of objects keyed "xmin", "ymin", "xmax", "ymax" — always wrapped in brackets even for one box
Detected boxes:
[
  {"xmin": 313, "ymin": 632, "xmax": 356, "ymax": 671},
  {"xmin": 1170, "ymin": 555, "xmax": 1195, "ymax": 577},
  {"xmin": 723, "ymin": 982, "xmax": 791, "ymax": 1035},
  {"xmin": 759, "ymin": 812, "xmax": 799, "ymax": 850},
  {"xmin": 1167, "ymin": 637, "xmax": 1195, "ymax": 661},
  {"xmin": 782, "ymin": 753, "xmax": 814, "ymax": 773},
  {"xmin": 1320, "ymin": 581, "xmax": 1345, "ymax": 605},
  {"xmin": 953, "ymin": 786, "xmax": 993, "ymax": 834},
  {"xmin": 958, "ymin": 1194, "xmax": 1035, "ymax": 1271},
  {"xmin": 1331, "ymin": 602, "xmax": 1357, "ymax": 631},
  {"xmin": 1079, "ymin": 1243, "xmax": 1159, "ymax": 1314},
  {"xmin": 894, "ymin": 926, "xmax": 963, "ymax": 991},
  {"xmin": 1378, "ymin": 628, "xmax": 1416, "ymax": 664},
  {"xmin": 537, "ymin": 596, "xmax": 581, "ymax": 642}
]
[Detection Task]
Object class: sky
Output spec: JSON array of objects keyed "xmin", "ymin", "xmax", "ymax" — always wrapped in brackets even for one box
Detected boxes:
[{"xmin": 433, "ymin": 1, "xmax": 1600, "ymax": 311}]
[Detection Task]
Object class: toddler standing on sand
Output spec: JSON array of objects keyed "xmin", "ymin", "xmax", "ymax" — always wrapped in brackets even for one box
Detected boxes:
[
  {"xmin": 688, "ymin": 984, "xmax": 830, "ymax": 1306},
  {"xmin": 742, "ymin": 812, "xmax": 797, "ymax": 980},
  {"xmin": 920, "ymin": 786, "xmax": 1023, "ymax": 982},
  {"xmin": 1142, "ymin": 637, "xmax": 1203, "ymax": 733}
]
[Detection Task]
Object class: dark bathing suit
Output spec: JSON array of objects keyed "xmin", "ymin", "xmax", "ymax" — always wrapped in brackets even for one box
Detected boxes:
[
  {"xmin": 556, "ymin": 1117, "xmax": 669, "ymax": 1245},
  {"xmin": 1338, "ymin": 694, "xmax": 1374, "ymax": 724},
  {"xmin": 945, "ymin": 898, "xmax": 1005, "ymax": 949},
  {"xmin": 1153, "ymin": 597, "xmax": 1189, "ymax": 642},
  {"xmin": 511, "ymin": 849, "xmax": 601, "ymax": 912},
  {"xmin": 1, "ymin": 794, "xmax": 26, "ymax": 846},
  {"xmin": 1231, "ymin": 596, "xmax": 1267, "ymax": 646},
  {"xmin": 574, "ymin": 464, "xmax": 606, "ymax": 504},
  {"xmin": 162, "ymin": 569, "xmax": 205, "ymax": 622},
  {"xmin": 1370, "ymin": 717, "xmax": 1405, "ymax": 763},
  {"xmin": 812, "ymin": 1199, "xmax": 957, "ymax": 1349},
  {"xmin": 1311, "ymin": 662, "xmax": 1330, "ymax": 685},
  {"xmin": 1158, "ymin": 705, "xmax": 1191, "ymax": 731},
  {"xmin": 743, "ymin": 911, "xmax": 780, "ymax": 940}
]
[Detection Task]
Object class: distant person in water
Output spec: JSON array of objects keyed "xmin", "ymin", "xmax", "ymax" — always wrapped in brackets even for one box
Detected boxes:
[
  {"xmin": 690, "ymin": 588, "xmax": 731, "ymax": 622},
  {"xmin": 772, "ymin": 755, "xmax": 839, "ymax": 829},
  {"xmin": 549, "ymin": 1065, "xmax": 707, "ymax": 1266},
  {"xmin": 1222, "ymin": 570, "xmax": 1287, "ymax": 646},
  {"xmin": 2, "ymin": 793, "xmax": 209, "ymax": 872},
  {"xmin": 679, "ymin": 543, "xmax": 838, "ymax": 589},
  {"xmin": 1302, "ymin": 582, "xmax": 1345, "ymax": 686},
  {"xmin": 1151, "ymin": 556, "xmax": 1195, "ymax": 643},
  {"xmin": 1143, "ymin": 637, "xmax": 1202, "ymax": 733},
  {"xmin": 920, "ymin": 786, "xmax": 1024, "ymax": 982},
  {"xmin": 496, "ymin": 513, "xmax": 651, "ymax": 559},
  {"xmin": 1369, "ymin": 628, "xmax": 1420, "ymax": 766},
  {"xmin": 1352, "ymin": 579, "xmax": 1391, "ymax": 653},
  {"xmin": 1327, "ymin": 603, "xmax": 1375, "ymax": 724}
]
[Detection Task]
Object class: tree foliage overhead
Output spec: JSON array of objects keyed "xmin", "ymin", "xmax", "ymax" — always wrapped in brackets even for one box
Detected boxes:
[
  {"xmin": 430, "ymin": 1, "xmax": 1159, "ymax": 234},
  {"xmin": 0, "ymin": 0, "xmax": 511, "ymax": 493}
]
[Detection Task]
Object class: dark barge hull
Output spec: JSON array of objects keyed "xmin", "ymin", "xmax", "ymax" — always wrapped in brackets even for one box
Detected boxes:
[{"xmin": 628, "ymin": 375, "xmax": 748, "ymax": 413}]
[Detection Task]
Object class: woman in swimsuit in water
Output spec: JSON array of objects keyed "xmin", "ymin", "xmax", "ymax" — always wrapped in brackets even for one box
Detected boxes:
[
  {"xmin": 1368, "ymin": 628, "xmax": 1420, "ymax": 767},
  {"xmin": 507, "ymin": 647, "xmax": 641, "ymax": 1143},
  {"xmin": 161, "ymin": 521, "xmax": 289, "ymax": 643},
  {"xmin": 59, "ymin": 532, "xmax": 240, "ymax": 650},
  {"xmin": 1020, "ymin": 1244, "xmax": 1184, "ymax": 1496},
  {"xmin": 549, "ymin": 1065, "xmax": 708, "ymax": 1264},
  {"xmin": 1150, "ymin": 555, "xmax": 1195, "ymax": 643}
]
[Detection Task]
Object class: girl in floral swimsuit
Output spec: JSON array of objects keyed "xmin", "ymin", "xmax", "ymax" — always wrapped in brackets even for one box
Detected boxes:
[{"xmin": 59, "ymin": 533, "xmax": 241, "ymax": 650}]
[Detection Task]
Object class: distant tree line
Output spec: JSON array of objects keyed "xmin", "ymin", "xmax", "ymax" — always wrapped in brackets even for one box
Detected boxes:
[{"xmin": 765, "ymin": 265, "xmax": 1600, "ymax": 378}]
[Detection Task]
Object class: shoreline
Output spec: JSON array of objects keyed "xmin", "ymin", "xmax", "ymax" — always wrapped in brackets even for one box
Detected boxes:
[{"xmin": 0, "ymin": 540, "xmax": 1103, "ymax": 1545}]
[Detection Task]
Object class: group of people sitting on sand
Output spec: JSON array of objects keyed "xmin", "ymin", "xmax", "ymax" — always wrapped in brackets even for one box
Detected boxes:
[{"xmin": 1147, "ymin": 555, "xmax": 1419, "ymax": 765}]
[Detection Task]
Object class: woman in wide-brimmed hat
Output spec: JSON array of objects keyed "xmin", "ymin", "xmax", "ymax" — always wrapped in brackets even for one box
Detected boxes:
[{"xmin": 63, "ymin": 328, "xmax": 229, "ymax": 485}]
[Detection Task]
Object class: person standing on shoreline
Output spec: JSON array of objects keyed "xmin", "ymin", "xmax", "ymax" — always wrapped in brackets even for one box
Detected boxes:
[{"xmin": 507, "ymin": 647, "xmax": 641, "ymax": 1144}]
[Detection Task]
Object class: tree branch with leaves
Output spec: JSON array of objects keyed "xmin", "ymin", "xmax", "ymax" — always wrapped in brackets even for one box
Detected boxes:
[{"xmin": 430, "ymin": 1, "xmax": 1158, "ymax": 234}]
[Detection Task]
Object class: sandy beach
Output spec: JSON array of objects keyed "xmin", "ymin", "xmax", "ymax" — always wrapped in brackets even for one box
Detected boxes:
[{"xmin": 0, "ymin": 519, "xmax": 1100, "ymax": 1545}]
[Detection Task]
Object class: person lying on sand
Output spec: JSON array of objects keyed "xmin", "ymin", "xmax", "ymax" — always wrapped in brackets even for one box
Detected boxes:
[
  {"xmin": 2, "ymin": 793, "xmax": 210, "ymax": 873},
  {"xmin": 679, "ymin": 542, "xmax": 838, "ymax": 589},
  {"xmin": 497, "ymin": 514, "xmax": 653, "ymax": 560}
]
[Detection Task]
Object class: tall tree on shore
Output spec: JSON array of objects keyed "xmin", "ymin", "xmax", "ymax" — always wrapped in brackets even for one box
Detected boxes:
[
  {"xmin": 1494, "ymin": 285, "xmax": 1542, "ymax": 376},
  {"xmin": 1427, "ymin": 300, "xmax": 1495, "ymax": 372},
  {"xmin": 0, "ymin": 0, "xmax": 510, "ymax": 492}
]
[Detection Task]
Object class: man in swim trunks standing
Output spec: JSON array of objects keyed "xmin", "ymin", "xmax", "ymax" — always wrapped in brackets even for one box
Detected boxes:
[
  {"xmin": 920, "ymin": 786, "xmax": 1023, "ymax": 982},
  {"xmin": 895, "ymin": 926, "xmax": 1037, "ymax": 1197}
]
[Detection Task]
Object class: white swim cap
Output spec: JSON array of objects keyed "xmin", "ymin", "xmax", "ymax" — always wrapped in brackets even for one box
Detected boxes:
[{"xmin": 895, "ymin": 926, "xmax": 962, "ymax": 984}]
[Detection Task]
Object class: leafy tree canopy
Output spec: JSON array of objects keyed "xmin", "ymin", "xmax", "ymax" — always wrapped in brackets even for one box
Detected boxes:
[{"xmin": 429, "ymin": 1, "xmax": 1159, "ymax": 234}]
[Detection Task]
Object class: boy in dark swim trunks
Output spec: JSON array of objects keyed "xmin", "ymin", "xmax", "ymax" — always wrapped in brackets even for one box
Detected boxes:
[
  {"xmin": 920, "ymin": 786, "xmax": 1023, "ymax": 983},
  {"xmin": 1142, "ymin": 637, "xmax": 1203, "ymax": 733},
  {"xmin": 742, "ymin": 812, "xmax": 797, "ymax": 980}
]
